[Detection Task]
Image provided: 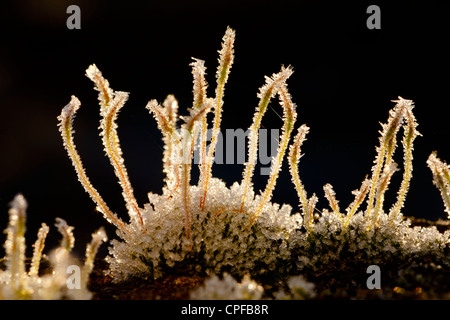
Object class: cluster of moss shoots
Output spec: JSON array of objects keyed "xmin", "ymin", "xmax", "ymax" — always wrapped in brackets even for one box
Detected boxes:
[
  {"xmin": 2, "ymin": 27, "xmax": 449, "ymax": 299},
  {"xmin": 0, "ymin": 194, "xmax": 106, "ymax": 299}
]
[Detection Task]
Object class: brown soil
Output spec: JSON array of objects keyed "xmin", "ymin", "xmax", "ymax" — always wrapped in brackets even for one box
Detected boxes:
[{"xmin": 88, "ymin": 259, "xmax": 206, "ymax": 300}]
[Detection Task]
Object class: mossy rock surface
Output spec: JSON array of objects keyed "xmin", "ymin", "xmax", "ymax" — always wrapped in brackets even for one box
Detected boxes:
[{"xmin": 86, "ymin": 218, "xmax": 450, "ymax": 300}]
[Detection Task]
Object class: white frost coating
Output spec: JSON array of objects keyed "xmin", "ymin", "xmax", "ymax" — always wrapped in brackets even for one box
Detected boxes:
[
  {"xmin": 190, "ymin": 273, "xmax": 264, "ymax": 300},
  {"xmin": 107, "ymin": 178, "xmax": 302, "ymax": 281},
  {"xmin": 295, "ymin": 209, "xmax": 450, "ymax": 273}
]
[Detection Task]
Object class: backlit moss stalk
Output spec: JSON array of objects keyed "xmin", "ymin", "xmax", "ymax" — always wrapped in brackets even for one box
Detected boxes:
[
  {"xmin": 146, "ymin": 97, "xmax": 180, "ymax": 195},
  {"xmin": 180, "ymin": 100, "xmax": 213, "ymax": 238},
  {"xmin": 240, "ymin": 66, "xmax": 294, "ymax": 212},
  {"xmin": 82, "ymin": 228, "xmax": 107, "ymax": 290},
  {"xmin": 343, "ymin": 177, "xmax": 370, "ymax": 230},
  {"xmin": 58, "ymin": 96, "xmax": 129, "ymax": 232},
  {"xmin": 428, "ymin": 152, "xmax": 450, "ymax": 219},
  {"xmin": 99, "ymin": 91, "xmax": 143, "ymax": 226},
  {"xmin": 365, "ymin": 98, "xmax": 406, "ymax": 221},
  {"xmin": 323, "ymin": 183, "xmax": 342, "ymax": 218},
  {"xmin": 389, "ymin": 100, "xmax": 420, "ymax": 225},
  {"xmin": 87, "ymin": 64, "xmax": 143, "ymax": 226},
  {"xmin": 29, "ymin": 223, "xmax": 49, "ymax": 278},
  {"xmin": 200, "ymin": 27, "xmax": 235, "ymax": 210},
  {"xmin": 5, "ymin": 194, "xmax": 28, "ymax": 298},
  {"xmin": 369, "ymin": 162, "xmax": 398, "ymax": 230},
  {"xmin": 190, "ymin": 58, "xmax": 210, "ymax": 203},
  {"xmin": 250, "ymin": 84, "xmax": 297, "ymax": 226},
  {"xmin": 288, "ymin": 125, "xmax": 312, "ymax": 231},
  {"xmin": 55, "ymin": 218, "xmax": 75, "ymax": 252}
]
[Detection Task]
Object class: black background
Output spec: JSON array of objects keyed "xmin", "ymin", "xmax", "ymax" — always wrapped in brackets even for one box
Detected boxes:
[{"xmin": 0, "ymin": 0, "xmax": 449, "ymax": 257}]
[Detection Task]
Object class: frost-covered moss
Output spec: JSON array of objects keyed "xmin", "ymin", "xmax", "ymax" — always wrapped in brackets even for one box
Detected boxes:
[
  {"xmin": 0, "ymin": 194, "xmax": 106, "ymax": 300},
  {"xmin": 108, "ymin": 178, "xmax": 301, "ymax": 280},
  {"xmin": 60, "ymin": 27, "xmax": 303, "ymax": 282},
  {"xmin": 190, "ymin": 273, "xmax": 264, "ymax": 300},
  {"xmin": 273, "ymin": 275, "xmax": 316, "ymax": 300},
  {"xmin": 59, "ymin": 27, "xmax": 449, "ymax": 297},
  {"xmin": 294, "ymin": 210, "xmax": 450, "ymax": 274}
]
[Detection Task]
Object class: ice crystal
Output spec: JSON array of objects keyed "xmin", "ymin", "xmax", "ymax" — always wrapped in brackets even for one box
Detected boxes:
[{"xmin": 0, "ymin": 194, "xmax": 106, "ymax": 300}]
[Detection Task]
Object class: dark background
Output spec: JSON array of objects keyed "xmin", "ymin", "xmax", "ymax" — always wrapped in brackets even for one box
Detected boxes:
[{"xmin": 0, "ymin": 0, "xmax": 449, "ymax": 257}]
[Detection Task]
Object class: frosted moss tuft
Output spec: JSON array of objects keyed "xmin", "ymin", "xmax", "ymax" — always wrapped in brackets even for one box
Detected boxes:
[
  {"xmin": 190, "ymin": 273, "xmax": 264, "ymax": 300},
  {"xmin": 59, "ymin": 27, "xmax": 301, "ymax": 281},
  {"xmin": 274, "ymin": 275, "xmax": 317, "ymax": 300},
  {"xmin": 0, "ymin": 194, "xmax": 106, "ymax": 300},
  {"xmin": 109, "ymin": 179, "xmax": 300, "ymax": 280},
  {"xmin": 59, "ymin": 27, "xmax": 449, "ymax": 296}
]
